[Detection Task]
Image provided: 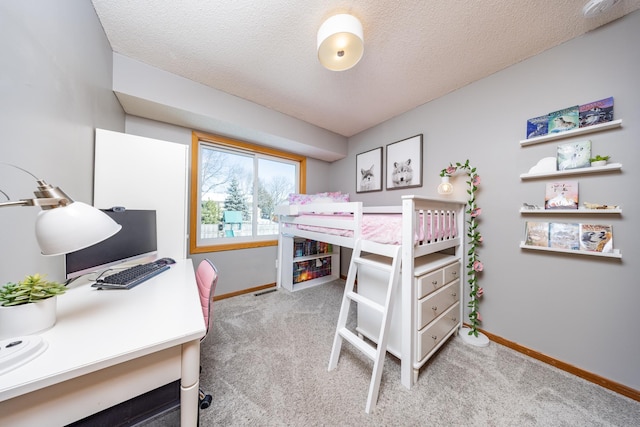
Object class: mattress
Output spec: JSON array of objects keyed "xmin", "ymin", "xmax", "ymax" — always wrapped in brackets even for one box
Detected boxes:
[{"xmin": 282, "ymin": 212, "xmax": 456, "ymax": 245}]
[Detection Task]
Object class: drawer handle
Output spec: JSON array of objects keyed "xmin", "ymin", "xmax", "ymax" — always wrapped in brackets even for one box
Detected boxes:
[
  {"xmin": 451, "ymin": 271, "xmax": 457, "ymax": 276},
  {"xmin": 431, "ymin": 280, "xmax": 438, "ymax": 286},
  {"xmin": 431, "ymin": 335, "xmax": 438, "ymax": 340},
  {"xmin": 431, "ymin": 306, "xmax": 438, "ymax": 311},
  {"xmin": 451, "ymin": 316, "xmax": 457, "ymax": 322},
  {"xmin": 451, "ymin": 292, "xmax": 457, "ymax": 297}
]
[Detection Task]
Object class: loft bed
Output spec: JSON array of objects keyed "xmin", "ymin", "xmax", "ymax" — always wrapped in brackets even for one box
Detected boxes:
[{"xmin": 275, "ymin": 194, "xmax": 466, "ymax": 389}]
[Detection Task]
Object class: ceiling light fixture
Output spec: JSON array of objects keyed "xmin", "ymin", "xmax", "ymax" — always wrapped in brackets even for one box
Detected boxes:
[
  {"xmin": 582, "ymin": 0, "xmax": 620, "ymax": 18},
  {"xmin": 317, "ymin": 14, "xmax": 364, "ymax": 71}
]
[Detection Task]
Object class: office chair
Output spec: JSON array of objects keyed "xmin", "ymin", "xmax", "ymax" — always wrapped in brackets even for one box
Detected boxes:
[{"xmin": 195, "ymin": 259, "xmax": 218, "ymax": 410}]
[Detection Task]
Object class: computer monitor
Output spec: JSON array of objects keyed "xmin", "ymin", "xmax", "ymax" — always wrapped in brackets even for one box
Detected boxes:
[{"xmin": 65, "ymin": 209, "xmax": 158, "ymax": 279}]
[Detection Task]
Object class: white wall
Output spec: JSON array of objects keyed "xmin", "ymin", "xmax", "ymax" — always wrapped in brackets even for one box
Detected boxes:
[
  {"xmin": 0, "ymin": 1, "xmax": 124, "ymax": 283},
  {"xmin": 331, "ymin": 12, "xmax": 640, "ymax": 391}
]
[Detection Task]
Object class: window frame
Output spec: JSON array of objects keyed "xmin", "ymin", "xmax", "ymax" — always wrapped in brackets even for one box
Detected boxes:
[{"xmin": 190, "ymin": 131, "xmax": 306, "ymax": 253}]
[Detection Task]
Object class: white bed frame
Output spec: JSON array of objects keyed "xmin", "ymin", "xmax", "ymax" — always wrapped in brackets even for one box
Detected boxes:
[{"xmin": 275, "ymin": 195, "xmax": 466, "ymax": 388}]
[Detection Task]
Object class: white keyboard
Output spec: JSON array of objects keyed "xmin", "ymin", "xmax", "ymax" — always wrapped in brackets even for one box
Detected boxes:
[{"xmin": 0, "ymin": 335, "xmax": 48, "ymax": 375}]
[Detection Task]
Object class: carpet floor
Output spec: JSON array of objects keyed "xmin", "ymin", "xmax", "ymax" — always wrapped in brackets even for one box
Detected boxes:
[{"xmin": 141, "ymin": 279, "xmax": 639, "ymax": 426}]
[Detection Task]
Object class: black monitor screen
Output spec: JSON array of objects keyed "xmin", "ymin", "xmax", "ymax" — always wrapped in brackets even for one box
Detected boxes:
[{"xmin": 65, "ymin": 209, "xmax": 158, "ymax": 279}]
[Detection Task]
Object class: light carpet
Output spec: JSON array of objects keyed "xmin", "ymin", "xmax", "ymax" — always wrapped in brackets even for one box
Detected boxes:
[{"xmin": 142, "ymin": 279, "xmax": 639, "ymax": 426}]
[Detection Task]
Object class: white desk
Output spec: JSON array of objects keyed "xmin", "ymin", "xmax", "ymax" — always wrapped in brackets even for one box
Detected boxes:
[{"xmin": 0, "ymin": 259, "xmax": 205, "ymax": 426}]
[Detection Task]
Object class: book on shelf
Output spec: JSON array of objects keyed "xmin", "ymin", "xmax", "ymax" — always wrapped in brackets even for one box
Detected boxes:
[
  {"xmin": 579, "ymin": 224, "xmax": 613, "ymax": 253},
  {"xmin": 293, "ymin": 239, "xmax": 333, "ymax": 257},
  {"xmin": 556, "ymin": 140, "xmax": 591, "ymax": 171},
  {"xmin": 524, "ymin": 222, "xmax": 549, "ymax": 247},
  {"xmin": 579, "ymin": 97, "xmax": 614, "ymax": 128},
  {"xmin": 526, "ymin": 115, "xmax": 549, "ymax": 139},
  {"xmin": 293, "ymin": 256, "xmax": 332, "ymax": 283},
  {"xmin": 545, "ymin": 181, "xmax": 579, "ymax": 210},
  {"xmin": 548, "ymin": 106, "xmax": 579, "ymax": 134},
  {"xmin": 549, "ymin": 223, "xmax": 580, "ymax": 250}
]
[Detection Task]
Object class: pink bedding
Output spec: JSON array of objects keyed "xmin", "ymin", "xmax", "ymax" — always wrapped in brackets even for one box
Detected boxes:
[{"xmin": 283, "ymin": 212, "xmax": 456, "ymax": 245}]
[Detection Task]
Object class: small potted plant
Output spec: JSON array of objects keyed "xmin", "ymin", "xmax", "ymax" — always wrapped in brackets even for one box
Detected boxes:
[
  {"xmin": 590, "ymin": 155, "xmax": 610, "ymax": 167},
  {"xmin": 0, "ymin": 274, "xmax": 66, "ymax": 339}
]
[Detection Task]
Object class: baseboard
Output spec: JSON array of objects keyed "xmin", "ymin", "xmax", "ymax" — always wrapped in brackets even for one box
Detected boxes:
[
  {"xmin": 215, "ymin": 275, "xmax": 350, "ymax": 301},
  {"xmin": 476, "ymin": 327, "xmax": 640, "ymax": 402},
  {"xmin": 214, "ymin": 283, "xmax": 276, "ymax": 301}
]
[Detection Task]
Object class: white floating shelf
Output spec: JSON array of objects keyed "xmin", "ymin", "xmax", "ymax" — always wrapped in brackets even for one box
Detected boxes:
[
  {"xmin": 519, "ymin": 243, "xmax": 621, "ymax": 259},
  {"xmin": 519, "ymin": 207, "xmax": 621, "ymax": 214},
  {"xmin": 520, "ymin": 163, "xmax": 622, "ymax": 180},
  {"xmin": 520, "ymin": 119, "xmax": 622, "ymax": 146}
]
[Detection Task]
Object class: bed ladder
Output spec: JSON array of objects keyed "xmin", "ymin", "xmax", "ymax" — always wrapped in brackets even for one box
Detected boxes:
[{"xmin": 328, "ymin": 239, "xmax": 402, "ymax": 414}]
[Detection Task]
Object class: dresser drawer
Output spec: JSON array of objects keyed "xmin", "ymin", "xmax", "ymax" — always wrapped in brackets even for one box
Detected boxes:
[
  {"xmin": 444, "ymin": 262, "xmax": 461, "ymax": 285},
  {"xmin": 417, "ymin": 302, "xmax": 460, "ymax": 361},
  {"xmin": 416, "ymin": 269, "xmax": 445, "ymax": 299},
  {"xmin": 417, "ymin": 280, "xmax": 460, "ymax": 329}
]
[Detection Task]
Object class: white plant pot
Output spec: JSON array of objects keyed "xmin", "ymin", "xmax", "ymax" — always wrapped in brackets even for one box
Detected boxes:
[
  {"xmin": 591, "ymin": 160, "xmax": 607, "ymax": 167},
  {"xmin": 0, "ymin": 297, "xmax": 57, "ymax": 339}
]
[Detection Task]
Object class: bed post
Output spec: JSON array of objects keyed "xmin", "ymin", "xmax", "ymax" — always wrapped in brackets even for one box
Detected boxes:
[
  {"xmin": 400, "ymin": 195, "xmax": 416, "ymax": 389},
  {"xmin": 276, "ymin": 219, "xmax": 284, "ymax": 288},
  {"xmin": 456, "ymin": 202, "xmax": 466, "ymax": 336}
]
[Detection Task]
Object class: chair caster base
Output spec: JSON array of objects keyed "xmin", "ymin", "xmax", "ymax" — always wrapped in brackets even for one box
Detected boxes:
[{"xmin": 199, "ymin": 390, "xmax": 212, "ymax": 409}]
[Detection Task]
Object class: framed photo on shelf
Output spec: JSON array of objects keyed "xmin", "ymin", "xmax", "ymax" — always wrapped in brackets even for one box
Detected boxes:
[
  {"xmin": 386, "ymin": 134, "xmax": 423, "ymax": 190},
  {"xmin": 355, "ymin": 147, "xmax": 383, "ymax": 193}
]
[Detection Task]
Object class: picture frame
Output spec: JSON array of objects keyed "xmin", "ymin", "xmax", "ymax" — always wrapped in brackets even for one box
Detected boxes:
[
  {"xmin": 385, "ymin": 134, "xmax": 423, "ymax": 190},
  {"xmin": 355, "ymin": 147, "xmax": 383, "ymax": 193}
]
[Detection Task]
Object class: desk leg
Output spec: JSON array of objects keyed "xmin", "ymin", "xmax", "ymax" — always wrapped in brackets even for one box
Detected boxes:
[{"xmin": 181, "ymin": 339, "xmax": 201, "ymax": 426}]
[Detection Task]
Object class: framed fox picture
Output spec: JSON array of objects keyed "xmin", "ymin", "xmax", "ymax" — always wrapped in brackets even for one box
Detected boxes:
[{"xmin": 356, "ymin": 147, "xmax": 382, "ymax": 193}]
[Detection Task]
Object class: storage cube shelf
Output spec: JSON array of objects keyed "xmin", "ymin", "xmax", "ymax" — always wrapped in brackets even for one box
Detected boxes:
[
  {"xmin": 293, "ymin": 256, "xmax": 332, "ymax": 283},
  {"xmin": 279, "ymin": 238, "xmax": 340, "ymax": 291},
  {"xmin": 294, "ymin": 240, "xmax": 334, "ymax": 257}
]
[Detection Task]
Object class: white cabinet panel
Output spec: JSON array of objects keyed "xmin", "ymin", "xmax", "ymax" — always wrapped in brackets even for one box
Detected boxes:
[{"xmin": 94, "ymin": 129, "xmax": 188, "ymax": 260}]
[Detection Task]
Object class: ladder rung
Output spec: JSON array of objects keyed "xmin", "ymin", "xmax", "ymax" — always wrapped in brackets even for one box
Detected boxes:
[
  {"xmin": 347, "ymin": 291, "xmax": 384, "ymax": 314},
  {"xmin": 353, "ymin": 257, "xmax": 393, "ymax": 272},
  {"xmin": 338, "ymin": 328, "xmax": 376, "ymax": 360}
]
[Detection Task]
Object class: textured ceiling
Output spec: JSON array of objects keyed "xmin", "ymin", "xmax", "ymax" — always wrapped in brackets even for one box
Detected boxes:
[{"xmin": 91, "ymin": 0, "xmax": 640, "ymax": 137}]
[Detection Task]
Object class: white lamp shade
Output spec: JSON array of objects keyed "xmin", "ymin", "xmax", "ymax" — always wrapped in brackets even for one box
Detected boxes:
[
  {"xmin": 317, "ymin": 14, "xmax": 364, "ymax": 71},
  {"xmin": 437, "ymin": 176, "xmax": 454, "ymax": 195},
  {"xmin": 35, "ymin": 202, "xmax": 122, "ymax": 256}
]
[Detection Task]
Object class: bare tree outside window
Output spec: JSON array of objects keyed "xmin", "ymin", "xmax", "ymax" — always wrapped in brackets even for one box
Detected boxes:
[{"xmin": 191, "ymin": 132, "xmax": 305, "ymax": 252}]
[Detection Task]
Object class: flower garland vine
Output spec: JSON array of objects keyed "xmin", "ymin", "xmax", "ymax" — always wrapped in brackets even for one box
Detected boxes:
[{"xmin": 440, "ymin": 160, "xmax": 484, "ymax": 337}]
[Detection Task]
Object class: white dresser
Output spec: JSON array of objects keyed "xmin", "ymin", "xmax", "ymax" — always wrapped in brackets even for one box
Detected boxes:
[{"xmin": 356, "ymin": 252, "xmax": 461, "ymax": 383}]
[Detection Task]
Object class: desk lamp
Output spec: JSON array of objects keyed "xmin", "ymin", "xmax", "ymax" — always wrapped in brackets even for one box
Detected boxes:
[
  {"xmin": 0, "ymin": 164, "xmax": 121, "ymax": 374},
  {"xmin": 0, "ymin": 163, "xmax": 121, "ymax": 255}
]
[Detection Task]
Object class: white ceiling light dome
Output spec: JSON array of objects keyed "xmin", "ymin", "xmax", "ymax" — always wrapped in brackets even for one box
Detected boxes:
[
  {"xmin": 317, "ymin": 14, "xmax": 364, "ymax": 71},
  {"xmin": 583, "ymin": 0, "xmax": 621, "ymax": 18}
]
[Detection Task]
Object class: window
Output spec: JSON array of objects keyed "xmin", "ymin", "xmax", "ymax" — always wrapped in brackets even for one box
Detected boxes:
[{"xmin": 190, "ymin": 132, "xmax": 306, "ymax": 253}]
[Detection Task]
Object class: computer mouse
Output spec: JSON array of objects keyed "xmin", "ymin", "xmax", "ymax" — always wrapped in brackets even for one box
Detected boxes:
[{"xmin": 155, "ymin": 257, "xmax": 176, "ymax": 266}]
